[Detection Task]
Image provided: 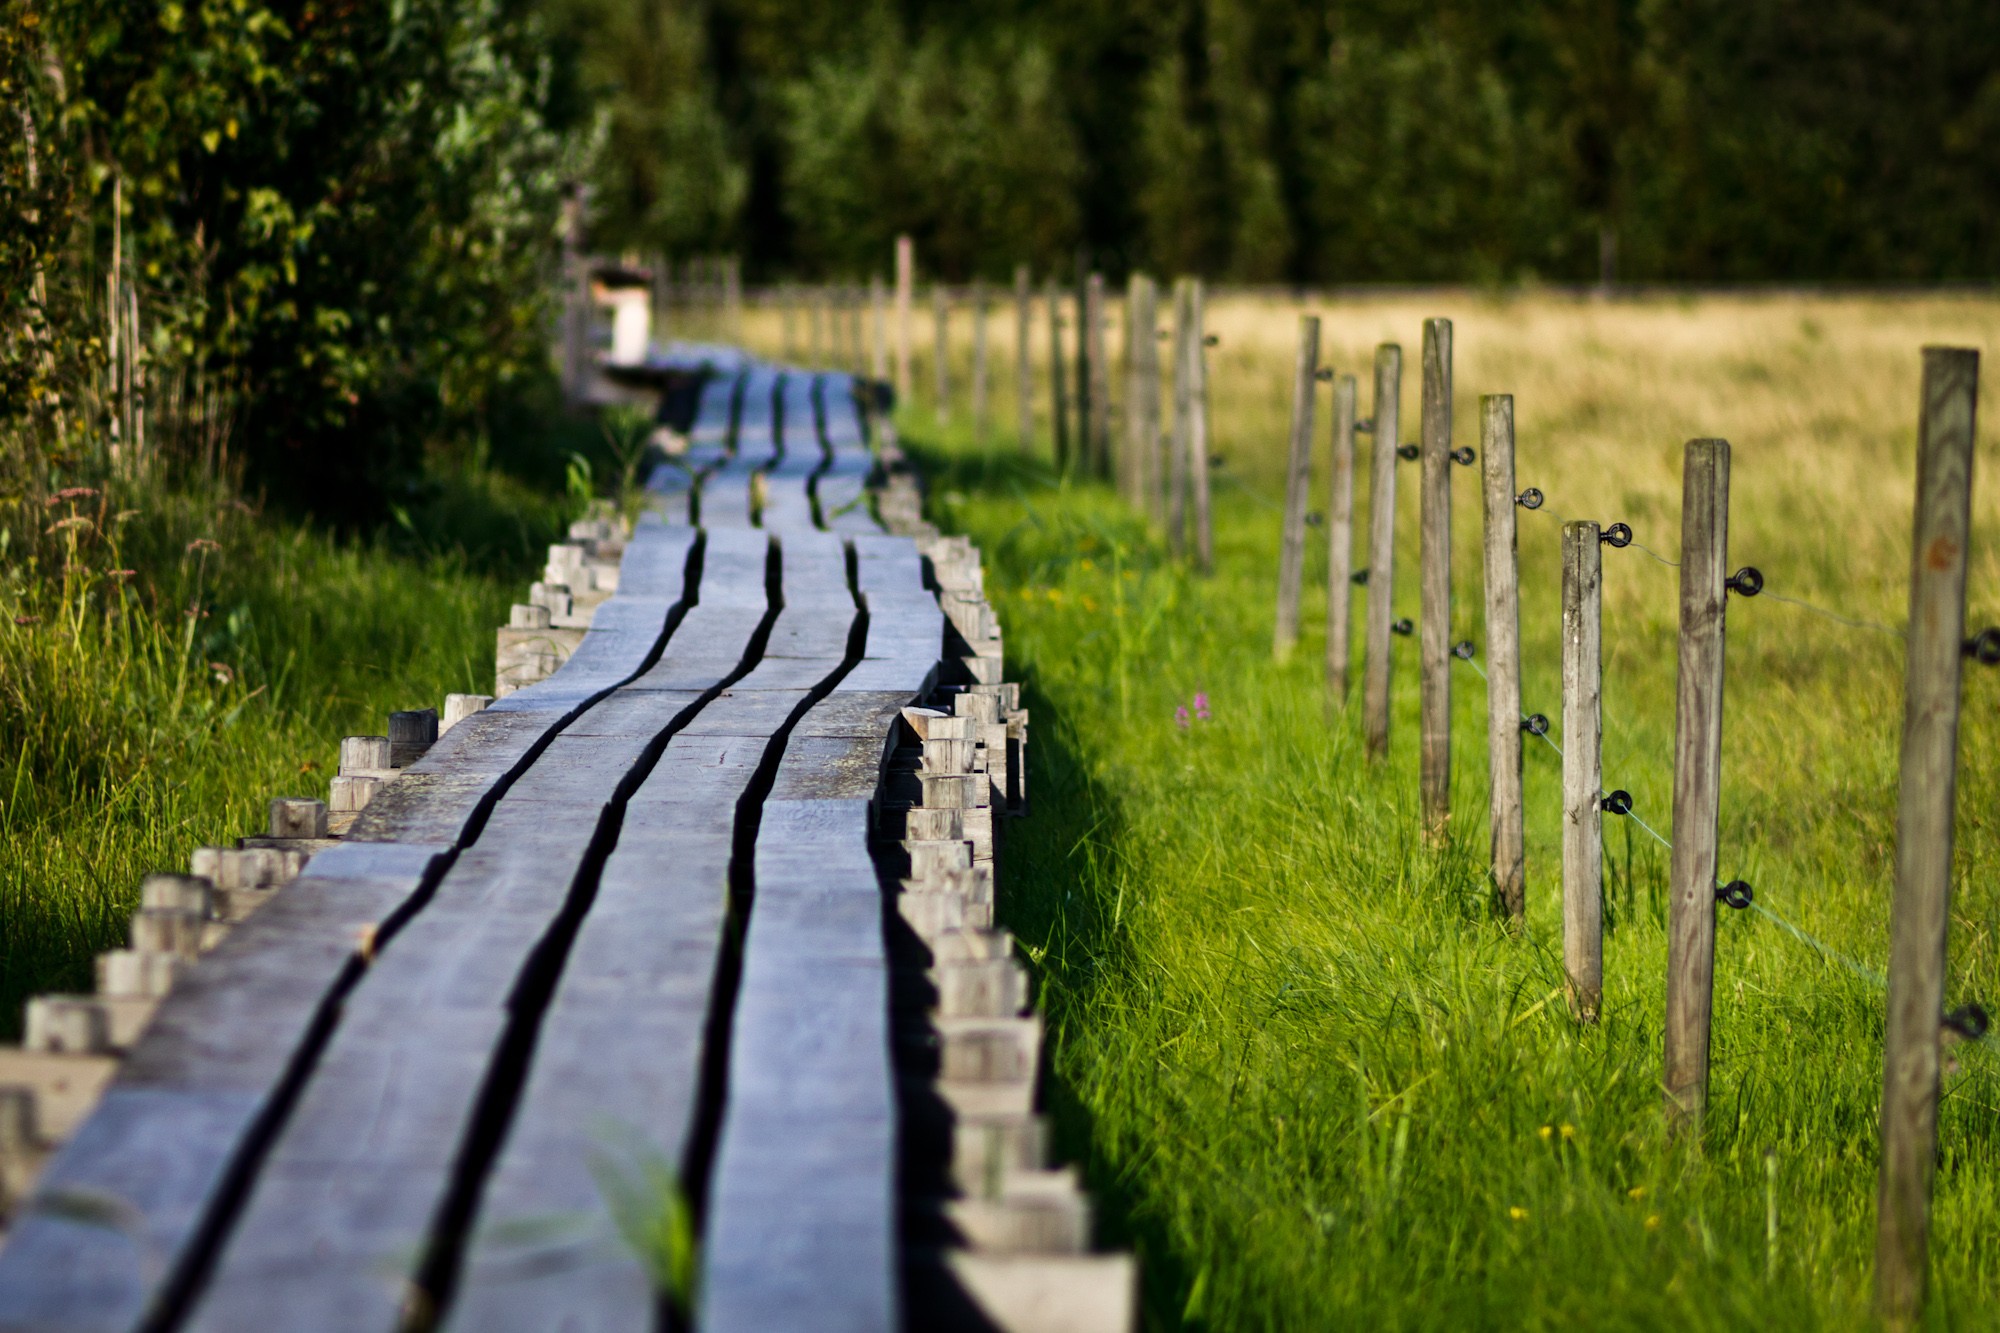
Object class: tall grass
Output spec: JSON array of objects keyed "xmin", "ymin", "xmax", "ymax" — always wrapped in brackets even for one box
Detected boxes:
[
  {"xmin": 905, "ymin": 292, "xmax": 2000, "ymax": 1329},
  {"xmin": 0, "ymin": 466, "xmax": 575, "ymax": 1035}
]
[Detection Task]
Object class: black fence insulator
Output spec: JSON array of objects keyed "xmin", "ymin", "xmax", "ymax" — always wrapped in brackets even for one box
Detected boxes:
[
  {"xmin": 1452, "ymin": 640, "xmax": 1476, "ymax": 661},
  {"xmin": 1203, "ymin": 333, "xmax": 1220, "ymax": 347},
  {"xmin": 1450, "ymin": 446, "xmax": 1476, "ymax": 466},
  {"xmin": 1315, "ymin": 367, "xmax": 1334, "ymax": 382},
  {"xmin": 1522, "ymin": 713, "xmax": 1550, "ymax": 736},
  {"xmin": 1716, "ymin": 880, "xmax": 1754, "ymax": 910},
  {"xmin": 1208, "ymin": 455, "xmax": 1224, "ymax": 468},
  {"xmin": 1305, "ymin": 511, "xmax": 1324, "ymax": 527},
  {"xmin": 1944, "ymin": 1002, "xmax": 1991, "ymax": 1041},
  {"xmin": 1516, "ymin": 488, "xmax": 1544, "ymax": 510},
  {"xmin": 1355, "ymin": 417, "xmax": 1376, "ymax": 434},
  {"xmin": 1726, "ymin": 567, "xmax": 1765, "ymax": 598},
  {"xmin": 1600, "ymin": 789, "xmax": 1634, "ymax": 815},
  {"xmin": 1963, "ymin": 628, "xmax": 2000, "ymax": 665},
  {"xmin": 1350, "ymin": 568, "xmax": 1370, "ymax": 586},
  {"xmin": 1397, "ymin": 443, "xmax": 1420, "ymax": 461},
  {"xmin": 1601, "ymin": 522, "xmax": 1633, "ymax": 548},
  {"xmin": 1392, "ymin": 618, "xmax": 1414, "ymax": 636}
]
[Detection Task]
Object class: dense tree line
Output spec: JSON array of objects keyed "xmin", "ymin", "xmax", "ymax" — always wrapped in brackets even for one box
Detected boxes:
[{"xmin": 546, "ymin": 0, "xmax": 2000, "ymax": 284}]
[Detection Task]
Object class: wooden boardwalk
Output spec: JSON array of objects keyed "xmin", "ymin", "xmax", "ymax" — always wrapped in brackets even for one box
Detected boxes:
[{"xmin": 0, "ymin": 356, "xmax": 1131, "ymax": 1331}]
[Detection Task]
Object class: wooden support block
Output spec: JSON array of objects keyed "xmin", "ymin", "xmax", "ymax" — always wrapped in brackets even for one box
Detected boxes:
[
  {"xmin": 129, "ymin": 907, "xmax": 207, "ymax": 960},
  {"xmin": 23, "ymin": 997, "xmax": 111, "ymax": 1055},
  {"xmin": 328, "ymin": 774, "xmax": 383, "ymax": 814},
  {"xmin": 934, "ymin": 1076, "xmax": 1033, "ymax": 1121},
  {"xmin": 937, "ymin": 1015, "xmax": 1042, "ymax": 1083},
  {"xmin": 441, "ymin": 693, "xmax": 492, "ymax": 732},
  {"xmin": 0, "ymin": 1050, "xmax": 117, "ymax": 1141},
  {"xmin": 901, "ymin": 808, "xmax": 964, "ymax": 841},
  {"xmin": 387, "ymin": 708, "xmax": 439, "ymax": 768},
  {"xmin": 932, "ymin": 929, "xmax": 1015, "ymax": 965},
  {"xmin": 946, "ymin": 1171, "xmax": 1091, "ymax": 1254},
  {"xmin": 339, "ymin": 735, "xmax": 391, "ymax": 773},
  {"xmin": 267, "ymin": 797, "xmax": 328, "ymax": 841},
  {"xmin": 0, "ymin": 1087, "xmax": 50, "ymax": 1212},
  {"xmin": 922, "ymin": 774, "xmax": 987, "ymax": 810},
  {"xmin": 934, "ymin": 957, "xmax": 1030, "ymax": 1018},
  {"xmin": 24, "ymin": 995, "xmax": 155, "ymax": 1054},
  {"xmin": 905, "ymin": 840, "xmax": 974, "ymax": 878},
  {"xmin": 96, "ymin": 949, "xmax": 181, "ymax": 999},
  {"xmin": 508, "ymin": 602, "xmax": 551, "ymax": 630},
  {"xmin": 950, "ymin": 1114, "xmax": 1050, "ymax": 1196},
  {"xmin": 922, "ymin": 738, "xmax": 979, "ymax": 773},
  {"xmin": 141, "ymin": 873, "xmax": 212, "ymax": 917},
  {"xmin": 190, "ymin": 846, "xmax": 304, "ymax": 890},
  {"xmin": 942, "ymin": 1251, "xmax": 1138, "ymax": 1333},
  {"xmin": 211, "ymin": 886, "xmax": 277, "ymax": 924}
]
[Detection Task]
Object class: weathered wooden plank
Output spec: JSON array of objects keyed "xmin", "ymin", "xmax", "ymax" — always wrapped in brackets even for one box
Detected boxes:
[
  {"xmin": 1561, "ymin": 520, "xmax": 1603, "ymax": 1023},
  {"xmin": 1273, "ymin": 315, "xmax": 1319, "ymax": 660},
  {"xmin": 1325, "ymin": 374, "xmax": 1358, "ymax": 703},
  {"xmin": 1418, "ymin": 318, "xmax": 1453, "ymax": 837},
  {"xmin": 1362, "ymin": 343, "xmax": 1402, "ymax": 759},
  {"xmin": 1480, "ymin": 396, "xmax": 1525, "ymax": 920}
]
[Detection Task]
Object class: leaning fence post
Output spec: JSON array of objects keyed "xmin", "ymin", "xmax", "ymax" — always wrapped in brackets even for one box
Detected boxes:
[
  {"xmin": 1087, "ymin": 271, "xmax": 1112, "ymax": 478},
  {"xmin": 1664, "ymin": 438, "xmax": 1732, "ymax": 1128},
  {"xmin": 1419, "ymin": 318, "xmax": 1454, "ymax": 838},
  {"xmin": 971, "ymin": 280, "xmax": 990, "ymax": 447},
  {"xmin": 1326, "ymin": 374, "xmax": 1359, "ymax": 703},
  {"xmin": 895, "ymin": 234, "xmax": 914, "ymax": 407},
  {"xmin": 1014, "ymin": 265, "xmax": 1034, "ymax": 454},
  {"xmin": 1562, "ymin": 519, "xmax": 1604, "ymax": 1023},
  {"xmin": 1481, "ymin": 395, "xmax": 1525, "ymax": 920},
  {"xmin": 869, "ymin": 276, "xmax": 888, "ymax": 386},
  {"xmin": 933, "ymin": 284, "xmax": 951, "ymax": 428},
  {"xmin": 1168, "ymin": 278, "xmax": 1192, "ymax": 556},
  {"xmin": 1875, "ymin": 347, "xmax": 1981, "ymax": 1329},
  {"xmin": 1188, "ymin": 278, "xmax": 1213, "ymax": 575},
  {"xmin": 1274, "ymin": 314, "xmax": 1321, "ymax": 660},
  {"xmin": 1046, "ymin": 277, "xmax": 1070, "ymax": 472},
  {"xmin": 1362, "ymin": 344, "xmax": 1403, "ymax": 758}
]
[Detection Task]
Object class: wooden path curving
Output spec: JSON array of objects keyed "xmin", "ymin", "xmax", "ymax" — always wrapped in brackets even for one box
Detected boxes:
[{"xmin": 0, "ymin": 356, "xmax": 1132, "ymax": 1332}]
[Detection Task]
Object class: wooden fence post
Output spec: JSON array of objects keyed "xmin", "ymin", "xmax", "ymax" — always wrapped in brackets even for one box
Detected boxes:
[
  {"xmin": 869, "ymin": 277, "xmax": 887, "ymax": 385},
  {"xmin": 1419, "ymin": 318, "xmax": 1454, "ymax": 838},
  {"xmin": 895, "ymin": 235, "xmax": 914, "ymax": 407},
  {"xmin": 1274, "ymin": 315, "xmax": 1321, "ymax": 660},
  {"xmin": 971, "ymin": 280, "xmax": 990, "ymax": 447},
  {"xmin": 1046, "ymin": 277, "xmax": 1069, "ymax": 472},
  {"xmin": 1326, "ymin": 374, "xmax": 1359, "ymax": 703},
  {"xmin": 1126, "ymin": 275, "xmax": 1161, "ymax": 514},
  {"xmin": 725, "ymin": 255, "xmax": 743, "ymax": 343},
  {"xmin": 1168, "ymin": 278, "xmax": 1192, "ymax": 552},
  {"xmin": 1362, "ymin": 344, "xmax": 1403, "ymax": 758},
  {"xmin": 933, "ymin": 284, "xmax": 951, "ymax": 428},
  {"xmin": 1073, "ymin": 255, "xmax": 1091, "ymax": 463},
  {"xmin": 1875, "ymin": 347, "xmax": 1981, "ymax": 1328},
  {"xmin": 809, "ymin": 288, "xmax": 826, "ymax": 365},
  {"xmin": 781, "ymin": 284, "xmax": 797, "ymax": 363},
  {"xmin": 1481, "ymin": 395, "xmax": 1525, "ymax": 921},
  {"xmin": 1562, "ymin": 520, "xmax": 1604, "ymax": 1023},
  {"xmin": 1188, "ymin": 278, "xmax": 1213, "ymax": 575},
  {"xmin": 1087, "ymin": 271, "xmax": 1112, "ymax": 477},
  {"xmin": 1014, "ymin": 265, "xmax": 1034, "ymax": 454},
  {"xmin": 1664, "ymin": 438, "xmax": 1731, "ymax": 1127}
]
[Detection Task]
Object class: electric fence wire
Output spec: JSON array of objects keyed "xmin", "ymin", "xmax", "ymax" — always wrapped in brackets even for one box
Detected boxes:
[{"xmin": 1446, "ymin": 650, "xmax": 1887, "ymax": 989}]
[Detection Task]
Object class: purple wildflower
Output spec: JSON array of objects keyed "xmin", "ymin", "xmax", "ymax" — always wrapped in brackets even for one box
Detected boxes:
[
  {"xmin": 1175, "ymin": 705, "xmax": 1191, "ymax": 730},
  {"xmin": 1193, "ymin": 691, "xmax": 1210, "ymax": 721}
]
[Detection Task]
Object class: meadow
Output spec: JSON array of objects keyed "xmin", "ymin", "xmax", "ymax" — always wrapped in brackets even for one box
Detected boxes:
[{"xmin": 816, "ymin": 289, "xmax": 2000, "ymax": 1329}]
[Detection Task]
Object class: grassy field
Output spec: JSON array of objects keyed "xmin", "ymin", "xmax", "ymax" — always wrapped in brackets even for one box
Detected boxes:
[
  {"xmin": 0, "ymin": 451, "xmax": 584, "ymax": 1037},
  {"xmin": 857, "ymin": 291, "xmax": 2000, "ymax": 1329}
]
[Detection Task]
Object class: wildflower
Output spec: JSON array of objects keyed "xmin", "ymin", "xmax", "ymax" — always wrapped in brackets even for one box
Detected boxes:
[
  {"xmin": 1643, "ymin": 1215, "xmax": 1661, "ymax": 1231},
  {"xmin": 1508, "ymin": 1206, "xmax": 1528, "ymax": 1221},
  {"xmin": 1175, "ymin": 705, "xmax": 1190, "ymax": 731},
  {"xmin": 1193, "ymin": 691, "xmax": 1210, "ymax": 721},
  {"xmin": 1559, "ymin": 1124, "xmax": 1576, "ymax": 1141},
  {"xmin": 45, "ymin": 487, "xmax": 99, "ymax": 505},
  {"xmin": 13, "ymin": 615, "xmax": 39, "ymax": 626},
  {"xmin": 1627, "ymin": 1186, "xmax": 1647, "ymax": 1201},
  {"xmin": 186, "ymin": 538, "xmax": 221, "ymax": 554},
  {"xmin": 209, "ymin": 662, "xmax": 235, "ymax": 686},
  {"xmin": 1047, "ymin": 588, "xmax": 1063, "ymax": 603},
  {"xmin": 1081, "ymin": 596, "xmax": 1099, "ymax": 613},
  {"xmin": 1537, "ymin": 1125, "xmax": 1553, "ymax": 1141},
  {"xmin": 46, "ymin": 516, "xmax": 92, "ymax": 534},
  {"xmin": 108, "ymin": 569, "xmax": 136, "ymax": 580},
  {"xmin": 1080, "ymin": 558, "xmax": 1094, "ymax": 572}
]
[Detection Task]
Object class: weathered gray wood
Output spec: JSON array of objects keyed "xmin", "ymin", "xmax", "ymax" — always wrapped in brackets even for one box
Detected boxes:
[
  {"xmin": 1326, "ymin": 374, "xmax": 1359, "ymax": 703},
  {"xmin": 869, "ymin": 275, "xmax": 888, "ymax": 386},
  {"xmin": 1014, "ymin": 264, "xmax": 1034, "ymax": 455},
  {"xmin": 895, "ymin": 235, "xmax": 914, "ymax": 406},
  {"xmin": 1125, "ymin": 274, "xmax": 1160, "ymax": 517},
  {"xmin": 1045, "ymin": 277, "xmax": 1069, "ymax": 473},
  {"xmin": 971, "ymin": 279, "xmax": 990, "ymax": 448},
  {"xmin": 1480, "ymin": 395, "xmax": 1525, "ymax": 920},
  {"xmin": 1274, "ymin": 315, "xmax": 1320, "ymax": 660},
  {"xmin": 1168, "ymin": 279, "xmax": 1192, "ymax": 557},
  {"xmin": 1086, "ymin": 271, "xmax": 1111, "ymax": 477},
  {"xmin": 1876, "ymin": 347, "xmax": 1980, "ymax": 1329},
  {"xmin": 1662, "ymin": 438, "xmax": 1730, "ymax": 1128},
  {"xmin": 1362, "ymin": 344, "xmax": 1402, "ymax": 758},
  {"xmin": 1419, "ymin": 318, "xmax": 1453, "ymax": 838},
  {"xmin": 1187, "ymin": 279, "xmax": 1213, "ymax": 575},
  {"xmin": 1561, "ymin": 520, "xmax": 1603, "ymax": 1023},
  {"xmin": 1072, "ymin": 257, "xmax": 1091, "ymax": 465},
  {"xmin": 933, "ymin": 284, "xmax": 951, "ymax": 429}
]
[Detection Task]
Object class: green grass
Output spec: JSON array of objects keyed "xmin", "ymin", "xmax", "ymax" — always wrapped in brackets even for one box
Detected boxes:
[
  {"xmin": 895, "ymin": 292, "xmax": 2000, "ymax": 1330},
  {"xmin": 0, "ymin": 462, "xmax": 579, "ymax": 1037}
]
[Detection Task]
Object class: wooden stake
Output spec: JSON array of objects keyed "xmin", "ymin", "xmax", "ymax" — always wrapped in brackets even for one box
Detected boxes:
[
  {"xmin": 971, "ymin": 280, "xmax": 990, "ymax": 447},
  {"xmin": 1326, "ymin": 374, "xmax": 1358, "ymax": 702},
  {"xmin": 895, "ymin": 234, "xmax": 914, "ymax": 406},
  {"xmin": 1087, "ymin": 271, "xmax": 1112, "ymax": 477},
  {"xmin": 1664, "ymin": 438, "xmax": 1731, "ymax": 1127},
  {"xmin": 870, "ymin": 276, "xmax": 888, "ymax": 385},
  {"xmin": 1125, "ymin": 275, "xmax": 1161, "ymax": 513},
  {"xmin": 1046, "ymin": 277, "xmax": 1069, "ymax": 472},
  {"xmin": 1014, "ymin": 265, "xmax": 1034, "ymax": 454},
  {"xmin": 1480, "ymin": 395, "xmax": 1525, "ymax": 921},
  {"xmin": 1362, "ymin": 344, "xmax": 1402, "ymax": 758},
  {"xmin": 933, "ymin": 285, "xmax": 951, "ymax": 428},
  {"xmin": 1561, "ymin": 520, "xmax": 1603, "ymax": 1023},
  {"xmin": 1875, "ymin": 347, "xmax": 1981, "ymax": 1329},
  {"xmin": 1188, "ymin": 278, "xmax": 1213, "ymax": 575},
  {"xmin": 1274, "ymin": 315, "xmax": 1321, "ymax": 660},
  {"xmin": 724, "ymin": 255, "xmax": 743, "ymax": 343},
  {"xmin": 1419, "ymin": 318, "xmax": 1454, "ymax": 838},
  {"xmin": 1073, "ymin": 255, "xmax": 1091, "ymax": 463},
  {"xmin": 1168, "ymin": 278, "xmax": 1192, "ymax": 556},
  {"xmin": 781, "ymin": 285, "xmax": 797, "ymax": 363}
]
